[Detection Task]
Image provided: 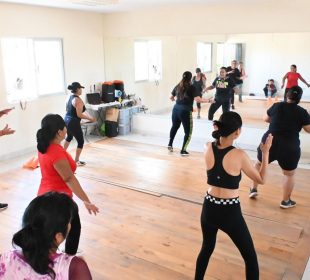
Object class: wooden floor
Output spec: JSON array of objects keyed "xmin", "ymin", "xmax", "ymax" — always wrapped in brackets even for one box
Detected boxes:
[{"xmin": 0, "ymin": 139, "xmax": 310, "ymax": 280}]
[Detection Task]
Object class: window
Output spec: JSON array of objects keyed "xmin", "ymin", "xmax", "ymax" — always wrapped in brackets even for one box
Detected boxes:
[
  {"xmin": 216, "ymin": 43, "xmax": 243, "ymax": 69},
  {"xmin": 197, "ymin": 42, "xmax": 212, "ymax": 72},
  {"xmin": 134, "ymin": 40, "xmax": 162, "ymax": 82},
  {"xmin": 216, "ymin": 43, "xmax": 224, "ymax": 70},
  {"xmin": 1, "ymin": 38, "xmax": 65, "ymax": 103}
]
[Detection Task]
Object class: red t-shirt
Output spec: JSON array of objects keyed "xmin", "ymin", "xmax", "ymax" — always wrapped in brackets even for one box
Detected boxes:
[
  {"xmin": 286, "ymin": 72, "xmax": 301, "ymax": 89},
  {"xmin": 38, "ymin": 143, "xmax": 76, "ymax": 198}
]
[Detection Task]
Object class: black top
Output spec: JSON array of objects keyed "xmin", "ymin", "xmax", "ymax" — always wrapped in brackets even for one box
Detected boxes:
[
  {"xmin": 212, "ymin": 77, "xmax": 235, "ymax": 101},
  {"xmin": 65, "ymin": 95, "xmax": 86, "ymax": 121},
  {"xmin": 172, "ymin": 84, "xmax": 200, "ymax": 111},
  {"xmin": 207, "ymin": 143, "xmax": 241, "ymax": 189},
  {"xmin": 192, "ymin": 76, "xmax": 204, "ymax": 96},
  {"xmin": 263, "ymin": 84, "xmax": 277, "ymax": 95},
  {"xmin": 265, "ymin": 102, "xmax": 310, "ymax": 138},
  {"xmin": 226, "ymin": 66, "xmax": 242, "ymax": 85}
]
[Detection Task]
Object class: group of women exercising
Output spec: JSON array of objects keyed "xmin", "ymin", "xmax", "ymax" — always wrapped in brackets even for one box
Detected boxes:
[
  {"xmin": 168, "ymin": 68, "xmax": 310, "ymax": 279},
  {"xmin": 0, "ymin": 64, "xmax": 309, "ymax": 279}
]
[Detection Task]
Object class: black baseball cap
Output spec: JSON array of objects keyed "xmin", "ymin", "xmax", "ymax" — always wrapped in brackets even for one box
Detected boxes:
[
  {"xmin": 67, "ymin": 82, "xmax": 85, "ymax": 92},
  {"xmin": 71, "ymin": 82, "xmax": 84, "ymax": 89}
]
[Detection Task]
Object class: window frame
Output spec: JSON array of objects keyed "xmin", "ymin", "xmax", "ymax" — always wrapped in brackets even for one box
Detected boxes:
[
  {"xmin": 196, "ymin": 41, "xmax": 213, "ymax": 73},
  {"xmin": 134, "ymin": 39, "xmax": 162, "ymax": 83},
  {"xmin": 1, "ymin": 37, "xmax": 66, "ymax": 104},
  {"xmin": 33, "ymin": 38, "xmax": 66, "ymax": 97}
]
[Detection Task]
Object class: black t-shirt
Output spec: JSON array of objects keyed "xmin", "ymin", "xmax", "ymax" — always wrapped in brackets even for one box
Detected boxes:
[
  {"xmin": 212, "ymin": 77, "xmax": 235, "ymax": 101},
  {"xmin": 172, "ymin": 84, "xmax": 200, "ymax": 111},
  {"xmin": 266, "ymin": 102, "xmax": 310, "ymax": 138},
  {"xmin": 226, "ymin": 66, "xmax": 242, "ymax": 85}
]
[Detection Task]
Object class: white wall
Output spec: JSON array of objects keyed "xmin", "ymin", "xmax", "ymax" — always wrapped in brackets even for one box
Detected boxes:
[
  {"xmin": 104, "ymin": 35, "xmax": 224, "ymax": 113},
  {"xmin": 102, "ymin": 1, "xmax": 310, "ymax": 37},
  {"xmin": 102, "ymin": 1, "xmax": 310, "ymax": 112},
  {"xmin": 0, "ymin": 3, "xmax": 105, "ymax": 158}
]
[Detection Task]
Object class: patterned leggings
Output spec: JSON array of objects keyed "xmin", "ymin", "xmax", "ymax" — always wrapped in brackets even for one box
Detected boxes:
[
  {"xmin": 168, "ymin": 105, "xmax": 193, "ymax": 152},
  {"xmin": 195, "ymin": 194, "xmax": 259, "ymax": 280}
]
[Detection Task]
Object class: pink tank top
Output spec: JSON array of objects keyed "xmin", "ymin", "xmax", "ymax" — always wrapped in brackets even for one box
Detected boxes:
[{"xmin": 0, "ymin": 250, "xmax": 74, "ymax": 279}]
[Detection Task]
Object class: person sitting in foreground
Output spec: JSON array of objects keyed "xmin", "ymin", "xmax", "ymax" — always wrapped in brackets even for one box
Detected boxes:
[{"xmin": 0, "ymin": 192, "xmax": 92, "ymax": 279}]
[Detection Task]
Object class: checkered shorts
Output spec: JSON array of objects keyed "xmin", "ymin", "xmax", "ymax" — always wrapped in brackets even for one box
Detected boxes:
[{"xmin": 205, "ymin": 193, "xmax": 240, "ymax": 205}]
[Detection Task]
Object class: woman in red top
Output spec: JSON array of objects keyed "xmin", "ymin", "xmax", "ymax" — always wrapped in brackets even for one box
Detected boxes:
[
  {"xmin": 36, "ymin": 114, "xmax": 99, "ymax": 255},
  {"xmin": 282, "ymin": 64, "xmax": 310, "ymax": 101}
]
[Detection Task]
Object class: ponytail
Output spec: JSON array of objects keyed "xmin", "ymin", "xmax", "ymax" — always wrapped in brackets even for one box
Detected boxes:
[
  {"xmin": 36, "ymin": 127, "xmax": 51, "ymax": 154},
  {"xmin": 36, "ymin": 114, "xmax": 66, "ymax": 154},
  {"xmin": 176, "ymin": 71, "xmax": 192, "ymax": 100},
  {"xmin": 212, "ymin": 112, "xmax": 242, "ymax": 145},
  {"xmin": 13, "ymin": 225, "xmax": 55, "ymax": 278},
  {"xmin": 67, "ymin": 85, "xmax": 74, "ymax": 91}
]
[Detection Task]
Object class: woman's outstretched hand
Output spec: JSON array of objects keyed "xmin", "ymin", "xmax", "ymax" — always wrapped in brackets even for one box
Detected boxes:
[{"xmin": 84, "ymin": 201, "xmax": 99, "ymax": 215}]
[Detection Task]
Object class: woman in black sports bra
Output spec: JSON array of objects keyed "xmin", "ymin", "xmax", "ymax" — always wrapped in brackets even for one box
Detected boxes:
[{"xmin": 195, "ymin": 111, "xmax": 273, "ymax": 280}]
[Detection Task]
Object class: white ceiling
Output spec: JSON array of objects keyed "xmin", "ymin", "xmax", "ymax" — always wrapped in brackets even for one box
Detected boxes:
[{"xmin": 0, "ymin": 0, "xmax": 266, "ymax": 13}]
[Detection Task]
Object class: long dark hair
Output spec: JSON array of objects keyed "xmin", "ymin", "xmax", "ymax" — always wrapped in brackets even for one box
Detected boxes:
[
  {"xmin": 36, "ymin": 114, "xmax": 66, "ymax": 154},
  {"xmin": 212, "ymin": 111, "xmax": 242, "ymax": 145},
  {"xmin": 12, "ymin": 192, "xmax": 76, "ymax": 279},
  {"xmin": 176, "ymin": 71, "xmax": 192, "ymax": 100}
]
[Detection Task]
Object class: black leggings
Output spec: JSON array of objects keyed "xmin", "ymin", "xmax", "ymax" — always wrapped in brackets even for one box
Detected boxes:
[
  {"xmin": 230, "ymin": 88, "xmax": 235, "ymax": 105},
  {"xmin": 195, "ymin": 194, "xmax": 259, "ymax": 280},
  {"xmin": 196, "ymin": 93, "xmax": 202, "ymax": 110},
  {"xmin": 208, "ymin": 98, "xmax": 230, "ymax": 120},
  {"xmin": 65, "ymin": 117, "xmax": 84, "ymax": 149},
  {"xmin": 168, "ymin": 105, "xmax": 193, "ymax": 152},
  {"xmin": 65, "ymin": 201, "xmax": 81, "ymax": 255}
]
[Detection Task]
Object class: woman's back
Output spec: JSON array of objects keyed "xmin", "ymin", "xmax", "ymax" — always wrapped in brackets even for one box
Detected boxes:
[
  {"xmin": 205, "ymin": 142, "xmax": 243, "ymax": 198},
  {"xmin": 267, "ymin": 102, "xmax": 309, "ymax": 137}
]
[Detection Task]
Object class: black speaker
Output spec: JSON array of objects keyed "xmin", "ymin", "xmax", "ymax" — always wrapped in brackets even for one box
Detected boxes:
[
  {"xmin": 102, "ymin": 82, "xmax": 115, "ymax": 103},
  {"xmin": 105, "ymin": 121, "xmax": 118, "ymax": 137}
]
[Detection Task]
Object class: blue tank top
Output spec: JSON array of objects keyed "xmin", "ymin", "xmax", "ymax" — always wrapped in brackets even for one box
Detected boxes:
[
  {"xmin": 65, "ymin": 95, "xmax": 86, "ymax": 121},
  {"xmin": 207, "ymin": 142, "xmax": 241, "ymax": 189}
]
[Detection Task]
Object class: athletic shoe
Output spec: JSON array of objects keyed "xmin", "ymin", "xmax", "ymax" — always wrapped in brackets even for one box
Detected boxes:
[
  {"xmin": 197, "ymin": 115, "xmax": 201, "ymax": 119},
  {"xmin": 167, "ymin": 146, "xmax": 173, "ymax": 152},
  {"xmin": 231, "ymin": 105, "xmax": 235, "ymax": 110},
  {"xmin": 180, "ymin": 150, "xmax": 190, "ymax": 156},
  {"xmin": 76, "ymin": 161, "xmax": 86, "ymax": 167},
  {"xmin": 280, "ymin": 199, "xmax": 296, "ymax": 209},
  {"xmin": 0, "ymin": 203, "xmax": 8, "ymax": 211},
  {"xmin": 249, "ymin": 188, "xmax": 258, "ymax": 199}
]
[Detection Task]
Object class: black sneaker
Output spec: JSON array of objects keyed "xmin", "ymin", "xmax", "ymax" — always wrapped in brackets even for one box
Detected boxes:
[
  {"xmin": 280, "ymin": 199, "xmax": 296, "ymax": 209},
  {"xmin": 249, "ymin": 188, "xmax": 258, "ymax": 199},
  {"xmin": 0, "ymin": 203, "xmax": 8, "ymax": 211},
  {"xmin": 76, "ymin": 161, "xmax": 86, "ymax": 167},
  {"xmin": 231, "ymin": 105, "xmax": 235, "ymax": 110},
  {"xmin": 180, "ymin": 150, "xmax": 189, "ymax": 156},
  {"xmin": 167, "ymin": 146, "xmax": 173, "ymax": 152}
]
